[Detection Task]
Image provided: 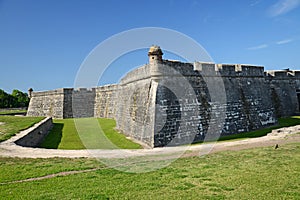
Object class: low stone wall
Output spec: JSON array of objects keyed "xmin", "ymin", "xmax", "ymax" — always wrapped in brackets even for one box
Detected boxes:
[{"xmin": 15, "ymin": 117, "xmax": 53, "ymax": 147}]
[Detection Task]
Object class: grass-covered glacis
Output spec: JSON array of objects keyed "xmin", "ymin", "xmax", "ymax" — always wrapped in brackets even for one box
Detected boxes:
[
  {"xmin": 0, "ymin": 116, "xmax": 44, "ymax": 142},
  {"xmin": 0, "ymin": 109, "xmax": 27, "ymax": 115}
]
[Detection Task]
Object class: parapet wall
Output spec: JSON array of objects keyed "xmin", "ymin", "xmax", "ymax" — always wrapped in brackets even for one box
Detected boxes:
[
  {"xmin": 265, "ymin": 70, "xmax": 300, "ymax": 79},
  {"xmin": 119, "ymin": 64, "xmax": 152, "ymax": 85},
  {"xmin": 159, "ymin": 60, "xmax": 265, "ymax": 77}
]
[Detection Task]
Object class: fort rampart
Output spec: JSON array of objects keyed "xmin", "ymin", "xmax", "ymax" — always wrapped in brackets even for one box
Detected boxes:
[{"xmin": 27, "ymin": 46, "xmax": 300, "ymax": 147}]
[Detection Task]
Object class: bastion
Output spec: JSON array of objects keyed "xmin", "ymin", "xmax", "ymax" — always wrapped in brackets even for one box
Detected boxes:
[{"xmin": 27, "ymin": 46, "xmax": 300, "ymax": 147}]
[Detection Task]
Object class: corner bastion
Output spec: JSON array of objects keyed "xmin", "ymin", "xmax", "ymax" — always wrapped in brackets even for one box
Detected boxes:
[{"xmin": 27, "ymin": 46, "xmax": 300, "ymax": 148}]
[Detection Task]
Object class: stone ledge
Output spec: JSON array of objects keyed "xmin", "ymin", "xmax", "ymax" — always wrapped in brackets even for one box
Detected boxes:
[{"xmin": 3, "ymin": 117, "xmax": 53, "ymax": 147}]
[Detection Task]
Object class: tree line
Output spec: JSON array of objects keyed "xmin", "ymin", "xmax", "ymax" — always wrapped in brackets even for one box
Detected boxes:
[{"xmin": 0, "ymin": 89, "xmax": 30, "ymax": 108}]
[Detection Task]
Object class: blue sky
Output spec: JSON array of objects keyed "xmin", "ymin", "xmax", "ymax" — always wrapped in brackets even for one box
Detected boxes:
[{"xmin": 1, "ymin": 0, "xmax": 300, "ymax": 93}]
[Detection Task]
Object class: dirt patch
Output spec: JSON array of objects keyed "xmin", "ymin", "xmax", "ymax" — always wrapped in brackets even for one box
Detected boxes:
[{"xmin": 0, "ymin": 168, "xmax": 100, "ymax": 185}]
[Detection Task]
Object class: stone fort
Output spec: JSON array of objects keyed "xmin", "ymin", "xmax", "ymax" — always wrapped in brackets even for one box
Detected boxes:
[{"xmin": 27, "ymin": 46, "xmax": 300, "ymax": 148}]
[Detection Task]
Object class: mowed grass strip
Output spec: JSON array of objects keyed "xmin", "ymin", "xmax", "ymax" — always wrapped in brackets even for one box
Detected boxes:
[
  {"xmin": 0, "ymin": 109, "xmax": 27, "ymax": 115},
  {"xmin": 0, "ymin": 116, "xmax": 44, "ymax": 142},
  {"xmin": 39, "ymin": 118, "xmax": 142, "ymax": 149},
  {"xmin": 0, "ymin": 143, "xmax": 299, "ymax": 199}
]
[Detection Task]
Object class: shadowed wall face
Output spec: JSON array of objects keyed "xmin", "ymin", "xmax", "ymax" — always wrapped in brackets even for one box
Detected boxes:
[{"xmin": 152, "ymin": 63, "xmax": 277, "ymax": 147}]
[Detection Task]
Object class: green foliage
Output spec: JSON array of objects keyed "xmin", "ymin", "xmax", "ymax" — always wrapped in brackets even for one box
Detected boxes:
[
  {"xmin": 0, "ymin": 89, "xmax": 29, "ymax": 108},
  {"xmin": 0, "ymin": 116, "xmax": 44, "ymax": 142},
  {"xmin": 0, "ymin": 143, "xmax": 299, "ymax": 199},
  {"xmin": 11, "ymin": 89, "xmax": 29, "ymax": 107},
  {"xmin": 39, "ymin": 118, "xmax": 142, "ymax": 149}
]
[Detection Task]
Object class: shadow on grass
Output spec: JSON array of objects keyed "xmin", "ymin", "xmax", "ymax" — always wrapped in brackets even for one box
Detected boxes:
[
  {"xmin": 39, "ymin": 123, "xmax": 64, "ymax": 149},
  {"xmin": 193, "ymin": 116, "xmax": 300, "ymax": 144}
]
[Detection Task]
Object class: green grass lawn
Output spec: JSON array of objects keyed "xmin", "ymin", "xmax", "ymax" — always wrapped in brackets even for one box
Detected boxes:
[
  {"xmin": 0, "ymin": 109, "xmax": 27, "ymax": 115},
  {"xmin": 0, "ymin": 142, "xmax": 299, "ymax": 199},
  {"xmin": 39, "ymin": 118, "xmax": 142, "ymax": 150},
  {"xmin": 0, "ymin": 116, "xmax": 44, "ymax": 142}
]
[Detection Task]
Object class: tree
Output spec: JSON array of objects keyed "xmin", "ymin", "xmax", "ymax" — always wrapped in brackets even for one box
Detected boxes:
[
  {"xmin": 0, "ymin": 89, "xmax": 29, "ymax": 108},
  {"xmin": 11, "ymin": 89, "xmax": 29, "ymax": 107},
  {"xmin": 0, "ymin": 89, "xmax": 9, "ymax": 108}
]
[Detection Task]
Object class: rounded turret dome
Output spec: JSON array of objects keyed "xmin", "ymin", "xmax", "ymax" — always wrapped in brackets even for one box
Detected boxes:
[{"xmin": 148, "ymin": 45, "xmax": 163, "ymax": 56}]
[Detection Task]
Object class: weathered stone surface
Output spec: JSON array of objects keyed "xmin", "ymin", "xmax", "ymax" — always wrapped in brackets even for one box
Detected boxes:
[
  {"xmin": 94, "ymin": 84, "xmax": 118, "ymax": 119},
  {"xmin": 151, "ymin": 62, "xmax": 276, "ymax": 147},
  {"xmin": 27, "ymin": 89, "xmax": 65, "ymax": 118},
  {"xmin": 72, "ymin": 88, "xmax": 96, "ymax": 118},
  {"xmin": 265, "ymin": 71, "xmax": 299, "ymax": 117},
  {"xmin": 115, "ymin": 69, "xmax": 157, "ymax": 147}
]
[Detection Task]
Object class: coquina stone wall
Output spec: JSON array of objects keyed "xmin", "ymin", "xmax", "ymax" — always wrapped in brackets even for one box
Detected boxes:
[
  {"xmin": 27, "ymin": 87, "xmax": 119, "ymax": 119},
  {"xmin": 71, "ymin": 88, "xmax": 96, "ymax": 118},
  {"xmin": 94, "ymin": 84, "xmax": 118, "ymax": 119},
  {"xmin": 27, "ymin": 89, "xmax": 65, "ymax": 118},
  {"xmin": 115, "ymin": 64, "xmax": 157, "ymax": 147},
  {"xmin": 151, "ymin": 61, "xmax": 277, "ymax": 147},
  {"xmin": 265, "ymin": 71, "xmax": 300, "ymax": 117},
  {"xmin": 27, "ymin": 48, "xmax": 300, "ymax": 148}
]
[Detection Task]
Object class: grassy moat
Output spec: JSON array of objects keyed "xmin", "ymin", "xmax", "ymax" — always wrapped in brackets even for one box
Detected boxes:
[
  {"xmin": 1, "ymin": 116, "xmax": 300, "ymax": 149},
  {"xmin": 41, "ymin": 116, "xmax": 300, "ymax": 149},
  {"xmin": 39, "ymin": 118, "xmax": 142, "ymax": 149}
]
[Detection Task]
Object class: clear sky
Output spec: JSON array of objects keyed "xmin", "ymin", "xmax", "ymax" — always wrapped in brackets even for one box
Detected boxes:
[{"xmin": 1, "ymin": 0, "xmax": 300, "ymax": 93}]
